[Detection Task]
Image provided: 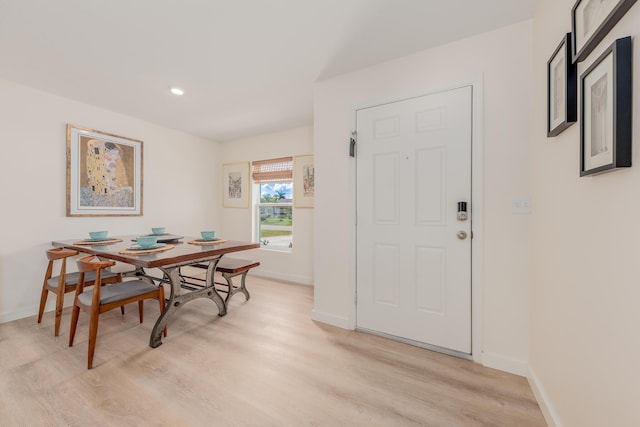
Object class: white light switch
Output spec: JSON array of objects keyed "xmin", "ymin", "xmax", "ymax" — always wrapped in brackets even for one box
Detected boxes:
[{"xmin": 511, "ymin": 197, "xmax": 531, "ymax": 214}]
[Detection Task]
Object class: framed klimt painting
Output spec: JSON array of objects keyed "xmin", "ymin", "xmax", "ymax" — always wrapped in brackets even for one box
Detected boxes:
[
  {"xmin": 580, "ymin": 37, "xmax": 632, "ymax": 176},
  {"xmin": 294, "ymin": 154, "xmax": 314, "ymax": 208},
  {"xmin": 222, "ymin": 162, "xmax": 250, "ymax": 208},
  {"xmin": 66, "ymin": 124, "xmax": 143, "ymax": 216}
]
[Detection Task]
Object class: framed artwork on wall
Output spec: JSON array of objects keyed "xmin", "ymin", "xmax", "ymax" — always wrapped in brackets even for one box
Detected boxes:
[
  {"xmin": 222, "ymin": 162, "xmax": 250, "ymax": 208},
  {"xmin": 293, "ymin": 154, "xmax": 314, "ymax": 208},
  {"xmin": 66, "ymin": 124, "xmax": 143, "ymax": 216},
  {"xmin": 571, "ymin": 0, "xmax": 637, "ymax": 63},
  {"xmin": 580, "ymin": 37, "xmax": 632, "ymax": 176},
  {"xmin": 547, "ymin": 33, "xmax": 577, "ymax": 137}
]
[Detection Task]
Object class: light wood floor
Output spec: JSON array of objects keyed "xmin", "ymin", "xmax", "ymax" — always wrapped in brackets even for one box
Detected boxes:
[{"xmin": 0, "ymin": 275, "xmax": 546, "ymax": 426}]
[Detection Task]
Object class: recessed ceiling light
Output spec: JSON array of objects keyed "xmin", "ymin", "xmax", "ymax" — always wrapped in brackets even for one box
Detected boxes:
[{"xmin": 170, "ymin": 87, "xmax": 184, "ymax": 96}]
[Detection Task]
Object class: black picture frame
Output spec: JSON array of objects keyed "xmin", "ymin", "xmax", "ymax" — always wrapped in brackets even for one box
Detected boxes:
[
  {"xmin": 580, "ymin": 36, "xmax": 632, "ymax": 176},
  {"xmin": 572, "ymin": 0, "xmax": 637, "ymax": 63},
  {"xmin": 547, "ymin": 33, "xmax": 577, "ymax": 137}
]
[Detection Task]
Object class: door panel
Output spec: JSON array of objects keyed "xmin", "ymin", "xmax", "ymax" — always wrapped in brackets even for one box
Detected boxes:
[
  {"xmin": 356, "ymin": 86, "xmax": 472, "ymax": 354},
  {"xmin": 415, "ymin": 246, "xmax": 446, "ymax": 314},
  {"xmin": 373, "ymin": 244, "xmax": 400, "ymax": 306},
  {"xmin": 373, "ymin": 152, "xmax": 399, "ymax": 224},
  {"xmin": 416, "ymin": 147, "xmax": 446, "ymax": 224}
]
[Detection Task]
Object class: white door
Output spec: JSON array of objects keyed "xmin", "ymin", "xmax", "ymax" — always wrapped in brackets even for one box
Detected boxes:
[{"xmin": 356, "ymin": 86, "xmax": 472, "ymax": 354}]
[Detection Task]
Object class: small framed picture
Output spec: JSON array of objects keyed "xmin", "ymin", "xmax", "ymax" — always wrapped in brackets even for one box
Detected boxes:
[
  {"xmin": 293, "ymin": 154, "xmax": 314, "ymax": 208},
  {"xmin": 580, "ymin": 37, "xmax": 632, "ymax": 176},
  {"xmin": 572, "ymin": 0, "xmax": 637, "ymax": 63},
  {"xmin": 66, "ymin": 124, "xmax": 143, "ymax": 216},
  {"xmin": 222, "ymin": 162, "xmax": 250, "ymax": 208},
  {"xmin": 547, "ymin": 33, "xmax": 577, "ymax": 137}
]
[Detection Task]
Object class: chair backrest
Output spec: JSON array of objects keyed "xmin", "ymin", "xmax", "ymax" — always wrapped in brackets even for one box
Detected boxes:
[
  {"xmin": 75, "ymin": 255, "xmax": 117, "ymax": 307},
  {"xmin": 76, "ymin": 255, "xmax": 116, "ymax": 273},
  {"xmin": 46, "ymin": 247, "xmax": 78, "ymax": 261},
  {"xmin": 44, "ymin": 248, "xmax": 79, "ymax": 282}
]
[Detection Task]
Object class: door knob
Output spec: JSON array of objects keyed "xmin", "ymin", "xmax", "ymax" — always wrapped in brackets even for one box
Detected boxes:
[{"xmin": 457, "ymin": 231, "xmax": 468, "ymax": 240}]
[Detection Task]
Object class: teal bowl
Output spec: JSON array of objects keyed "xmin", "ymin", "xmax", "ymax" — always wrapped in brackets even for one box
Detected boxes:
[
  {"xmin": 89, "ymin": 231, "xmax": 108, "ymax": 240},
  {"xmin": 201, "ymin": 231, "xmax": 216, "ymax": 240},
  {"xmin": 152, "ymin": 227, "xmax": 166, "ymax": 235},
  {"xmin": 137, "ymin": 235, "xmax": 158, "ymax": 248}
]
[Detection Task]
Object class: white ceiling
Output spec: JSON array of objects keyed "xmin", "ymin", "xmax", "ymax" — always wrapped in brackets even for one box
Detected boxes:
[{"xmin": 0, "ymin": 0, "xmax": 536, "ymax": 142}]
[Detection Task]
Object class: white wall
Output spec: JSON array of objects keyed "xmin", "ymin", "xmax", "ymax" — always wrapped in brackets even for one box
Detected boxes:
[
  {"xmin": 0, "ymin": 78, "xmax": 220, "ymax": 322},
  {"xmin": 220, "ymin": 126, "xmax": 314, "ymax": 285},
  {"xmin": 313, "ymin": 21, "xmax": 533, "ymax": 375},
  {"xmin": 529, "ymin": 1, "xmax": 640, "ymax": 426}
]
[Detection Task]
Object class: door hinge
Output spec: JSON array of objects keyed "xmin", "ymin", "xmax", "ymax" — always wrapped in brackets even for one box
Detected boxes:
[{"xmin": 349, "ymin": 131, "xmax": 357, "ymax": 157}]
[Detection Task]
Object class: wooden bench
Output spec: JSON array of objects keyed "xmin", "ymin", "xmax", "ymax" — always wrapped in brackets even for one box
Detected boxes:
[{"xmin": 180, "ymin": 258, "xmax": 260, "ymax": 304}]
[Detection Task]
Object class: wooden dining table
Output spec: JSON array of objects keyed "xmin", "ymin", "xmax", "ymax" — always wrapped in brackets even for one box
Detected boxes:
[{"xmin": 52, "ymin": 235, "xmax": 259, "ymax": 348}]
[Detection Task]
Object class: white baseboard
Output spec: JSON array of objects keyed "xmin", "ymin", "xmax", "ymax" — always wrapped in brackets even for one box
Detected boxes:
[
  {"xmin": 1, "ymin": 296, "xmax": 76, "ymax": 324},
  {"xmin": 528, "ymin": 365, "xmax": 562, "ymax": 427},
  {"xmin": 0, "ymin": 306, "xmax": 38, "ymax": 324},
  {"xmin": 481, "ymin": 351, "xmax": 528, "ymax": 376},
  {"xmin": 251, "ymin": 270, "xmax": 313, "ymax": 286},
  {"xmin": 310, "ymin": 309, "xmax": 352, "ymax": 329}
]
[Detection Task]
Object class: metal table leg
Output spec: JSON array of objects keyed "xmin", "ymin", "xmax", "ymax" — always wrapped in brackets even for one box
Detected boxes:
[{"xmin": 149, "ymin": 257, "xmax": 225, "ymax": 348}]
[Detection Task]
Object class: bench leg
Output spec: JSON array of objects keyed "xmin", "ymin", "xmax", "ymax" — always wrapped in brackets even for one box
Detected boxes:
[{"xmin": 221, "ymin": 270, "xmax": 251, "ymax": 303}]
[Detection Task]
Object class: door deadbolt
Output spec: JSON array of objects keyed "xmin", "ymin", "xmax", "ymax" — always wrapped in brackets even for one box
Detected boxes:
[
  {"xmin": 457, "ymin": 231, "xmax": 468, "ymax": 240},
  {"xmin": 457, "ymin": 201, "xmax": 468, "ymax": 221}
]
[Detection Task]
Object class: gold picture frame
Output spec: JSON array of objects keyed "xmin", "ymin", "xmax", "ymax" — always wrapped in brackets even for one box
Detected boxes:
[
  {"xmin": 66, "ymin": 124, "xmax": 143, "ymax": 216},
  {"xmin": 222, "ymin": 162, "xmax": 250, "ymax": 208},
  {"xmin": 294, "ymin": 154, "xmax": 314, "ymax": 208}
]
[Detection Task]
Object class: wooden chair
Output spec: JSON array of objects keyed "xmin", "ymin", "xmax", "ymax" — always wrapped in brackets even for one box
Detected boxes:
[
  {"xmin": 37, "ymin": 247, "xmax": 121, "ymax": 336},
  {"xmin": 68, "ymin": 255, "xmax": 167, "ymax": 369}
]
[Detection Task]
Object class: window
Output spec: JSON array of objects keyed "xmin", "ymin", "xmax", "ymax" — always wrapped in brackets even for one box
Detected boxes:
[{"xmin": 252, "ymin": 157, "xmax": 293, "ymax": 252}]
